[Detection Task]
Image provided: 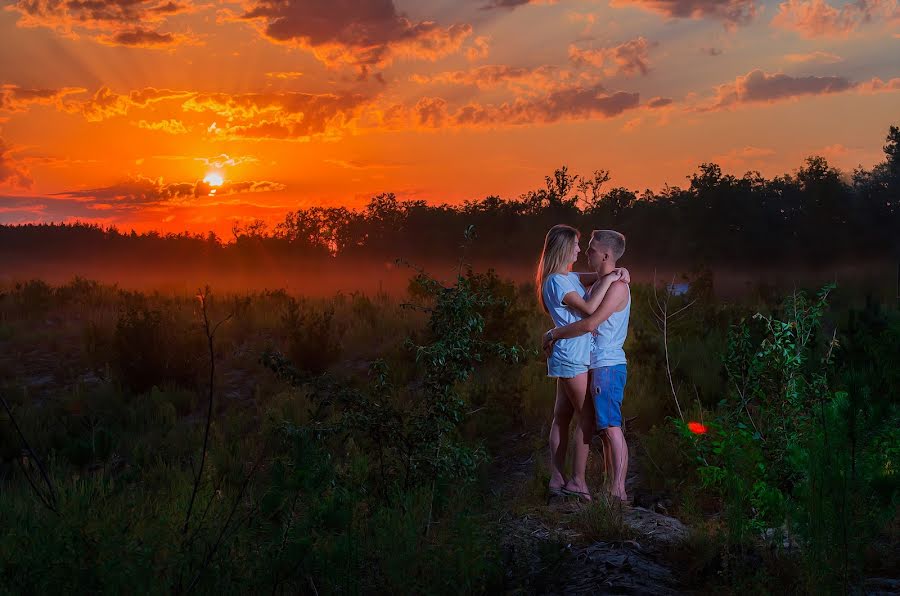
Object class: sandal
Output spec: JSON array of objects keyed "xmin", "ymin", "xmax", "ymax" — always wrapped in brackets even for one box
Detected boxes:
[{"xmin": 561, "ymin": 487, "xmax": 592, "ymax": 502}]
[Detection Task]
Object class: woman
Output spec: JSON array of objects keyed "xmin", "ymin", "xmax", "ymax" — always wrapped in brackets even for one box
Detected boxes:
[{"xmin": 537, "ymin": 224, "xmax": 626, "ymax": 501}]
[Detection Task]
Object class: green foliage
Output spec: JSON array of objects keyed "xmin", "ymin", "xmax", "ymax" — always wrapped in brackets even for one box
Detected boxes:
[
  {"xmin": 678, "ymin": 284, "xmax": 900, "ymax": 592},
  {"xmin": 253, "ymin": 229, "xmax": 525, "ymax": 590},
  {"xmin": 281, "ymin": 296, "xmax": 342, "ymax": 375},
  {"xmin": 572, "ymin": 494, "xmax": 636, "ymax": 543},
  {"xmin": 112, "ymin": 303, "xmax": 203, "ymax": 393},
  {"xmin": 11, "ymin": 279, "xmax": 54, "ymax": 316}
]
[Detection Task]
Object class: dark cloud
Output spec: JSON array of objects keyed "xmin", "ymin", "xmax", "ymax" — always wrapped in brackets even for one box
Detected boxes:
[
  {"xmin": 708, "ymin": 69, "xmax": 855, "ymax": 110},
  {"xmin": 0, "ymin": 195, "xmax": 85, "ymax": 223},
  {"xmin": 51, "ymin": 175, "xmax": 286, "ymax": 208},
  {"xmin": 481, "ymin": 0, "xmax": 538, "ymax": 8},
  {"xmin": 104, "ymin": 27, "xmax": 180, "ymax": 48},
  {"xmin": 610, "ymin": 0, "xmax": 760, "ymax": 27},
  {"xmin": 569, "ymin": 37, "xmax": 656, "ymax": 77},
  {"xmin": 410, "ymin": 64, "xmax": 573, "ymax": 93},
  {"xmin": 8, "ymin": 0, "xmax": 201, "ymax": 47},
  {"xmin": 240, "ymin": 0, "xmax": 471, "ymax": 67},
  {"xmin": 449, "ymin": 84, "xmax": 640, "ymax": 127}
]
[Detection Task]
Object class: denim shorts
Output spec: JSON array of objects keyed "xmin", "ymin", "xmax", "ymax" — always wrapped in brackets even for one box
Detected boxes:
[
  {"xmin": 548, "ymin": 356, "xmax": 589, "ymax": 379},
  {"xmin": 591, "ymin": 364, "xmax": 627, "ymax": 429}
]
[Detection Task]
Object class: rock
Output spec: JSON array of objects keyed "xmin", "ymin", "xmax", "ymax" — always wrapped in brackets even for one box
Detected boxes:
[
  {"xmin": 865, "ymin": 577, "xmax": 900, "ymax": 595},
  {"xmin": 623, "ymin": 506, "xmax": 689, "ymax": 546},
  {"xmin": 551, "ymin": 540, "xmax": 680, "ymax": 595}
]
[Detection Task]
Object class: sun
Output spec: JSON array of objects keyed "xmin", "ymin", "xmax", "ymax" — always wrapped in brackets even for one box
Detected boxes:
[{"xmin": 203, "ymin": 172, "xmax": 224, "ymax": 187}]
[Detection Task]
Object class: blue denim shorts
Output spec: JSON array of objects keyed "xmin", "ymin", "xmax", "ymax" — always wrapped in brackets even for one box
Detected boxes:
[
  {"xmin": 547, "ymin": 356, "xmax": 589, "ymax": 379},
  {"xmin": 591, "ymin": 364, "xmax": 627, "ymax": 429}
]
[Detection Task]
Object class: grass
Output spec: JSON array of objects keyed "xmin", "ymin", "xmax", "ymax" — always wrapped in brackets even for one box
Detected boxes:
[
  {"xmin": 572, "ymin": 493, "xmax": 636, "ymax": 543},
  {"xmin": 0, "ymin": 274, "xmax": 896, "ymax": 594}
]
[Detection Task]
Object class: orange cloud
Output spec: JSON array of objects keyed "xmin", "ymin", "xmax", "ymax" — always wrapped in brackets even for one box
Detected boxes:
[
  {"xmin": 819, "ymin": 143, "xmax": 849, "ymax": 156},
  {"xmin": 137, "ymin": 119, "xmax": 190, "ymax": 134},
  {"xmin": 265, "ymin": 71, "xmax": 304, "ymax": 80},
  {"xmin": 466, "ymin": 36, "xmax": 491, "ymax": 61},
  {"xmin": 195, "ymin": 154, "xmax": 260, "ymax": 168},
  {"xmin": 856, "ymin": 77, "xmax": 900, "ymax": 93},
  {"xmin": 410, "ymin": 64, "xmax": 579, "ymax": 94},
  {"xmin": 784, "ymin": 50, "xmax": 843, "ymax": 63},
  {"xmin": 183, "ymin": 91, "xmax": 369, "ymax": 140},
  {"xmin": 610, "ymin": 0, "xmax": 760, "ymax": 27},
  {"xmin": 771, "ymin": 0, "xmax": 898, "ymax": 38},
  {"xmin": 6, "ymin": 84, "xmax": 366, "ymax": 141},
  {"xmin": 239, "ymin": 0, "xmax": 472, "ymax": 68},
  {"xmin": 0, "ymin": 84, "xmax": 86, "ymax": 113},
  {"xmin": 57, "ymin": 87, "xmax": 193, "ymax": 121},
  {"xmin": 0, "ymin": 136, "xmax": 33, "ymax": 188},
  {"xmin": 6, "ymin": 0, "xmax": 202, "ymax": 47},
  {"xmin": 569, "ymin": 37, "xmax": 657, "ymax": 77},
  {"xmin": 712, "ymin": 145, "xmax": 777, "ymax": 169}
]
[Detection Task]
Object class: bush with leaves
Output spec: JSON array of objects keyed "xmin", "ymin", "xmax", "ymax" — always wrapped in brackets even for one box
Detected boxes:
[
  {"xmin": 281, "ymin": 297, "xmax": 342, "ymax": 375},
  {"xmin": 113, "ymin": 303, "xmax": 204, "ymax": 393},
  {"xmin": 255, "ymin": 228, "xmax": 525, "ymax": 591},
  {"xmin": 677, "ymin": 284, "xmax": 899, "ymax": 592}
]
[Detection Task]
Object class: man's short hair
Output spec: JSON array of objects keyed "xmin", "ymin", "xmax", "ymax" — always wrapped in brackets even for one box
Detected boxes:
[{"xmin": 591, "ymin": 229, "xmax": 626, "ymax": 260}]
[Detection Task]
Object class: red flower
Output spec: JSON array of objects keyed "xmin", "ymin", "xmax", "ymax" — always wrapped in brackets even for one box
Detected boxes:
[{"xmin": 687, "ymin": 421, "xmax": 708, "ymax": 435}]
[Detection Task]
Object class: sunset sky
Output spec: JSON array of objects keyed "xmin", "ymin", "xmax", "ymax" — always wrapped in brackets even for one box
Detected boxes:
[{"xmin": 1, "ymin": 0, "xmax": 898, "ymax": 237}]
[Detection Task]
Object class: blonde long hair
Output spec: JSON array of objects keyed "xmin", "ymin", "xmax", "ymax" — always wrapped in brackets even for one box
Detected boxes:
[{"xmin": 536, "ymin": 224, "xmax": 580, "ymax": 312}]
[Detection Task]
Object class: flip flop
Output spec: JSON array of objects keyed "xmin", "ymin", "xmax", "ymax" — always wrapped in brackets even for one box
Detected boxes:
[
  {"xmin": 548, "ymin": 486, "xmax": 564, "ymax": 497},
  {"xmin": 561, "ymin": 487, "xmax": 592, "ymax": 502}
]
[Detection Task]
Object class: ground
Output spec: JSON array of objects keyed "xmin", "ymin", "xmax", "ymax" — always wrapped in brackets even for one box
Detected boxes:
[{"xmin": 491, "ymin": 429, "xmax": 689, "ymax": 594}]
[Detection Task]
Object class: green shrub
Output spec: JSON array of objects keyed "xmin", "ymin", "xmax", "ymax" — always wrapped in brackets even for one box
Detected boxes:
[{"xmin": 112, "ymin": 304, "xmax": 202, "ymax": 393}]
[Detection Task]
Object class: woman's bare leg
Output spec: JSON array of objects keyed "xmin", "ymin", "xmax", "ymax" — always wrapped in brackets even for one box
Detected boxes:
[
  {"xmin": 559, "ymin": 372, "xmax": 591, "ymax": 497},
  {"xmin": 549, "ymin": 380, "xmax": 573, "ymax": 491}
]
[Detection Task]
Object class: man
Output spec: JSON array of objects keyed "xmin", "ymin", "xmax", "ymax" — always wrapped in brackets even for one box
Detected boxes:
[{"xmin": 543, "ymin": 230, "xmax": 631, "ymax": 502}]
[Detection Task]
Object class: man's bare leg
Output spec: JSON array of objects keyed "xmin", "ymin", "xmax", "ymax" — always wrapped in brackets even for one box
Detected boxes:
[
  {"xmin": 605, "ymin": 426, "xmax": 628, "ymax": 501},
  {"xmin": 600, "ymin": 432, "xmax": 614, "ymax": 494},
  {"xmin": 549, "ymin": 380, "xmax": 573, "ymax": 492}
]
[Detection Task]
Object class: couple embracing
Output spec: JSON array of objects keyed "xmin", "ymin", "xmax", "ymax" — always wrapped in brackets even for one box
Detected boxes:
[{"xmin": 537, "ymin": 225, "xmax": 631, "ymax": 503}]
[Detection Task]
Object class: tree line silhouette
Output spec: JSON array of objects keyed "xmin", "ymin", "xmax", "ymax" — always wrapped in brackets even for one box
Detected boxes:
[{"xmin": 2, "ymin": 125, "xmax": 897, "ymax": 270}]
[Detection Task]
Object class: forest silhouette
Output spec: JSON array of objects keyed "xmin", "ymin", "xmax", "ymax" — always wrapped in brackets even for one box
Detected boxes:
[{"xmin": 2, "ymin": 125, "xmax": 898, "ymax": 279}]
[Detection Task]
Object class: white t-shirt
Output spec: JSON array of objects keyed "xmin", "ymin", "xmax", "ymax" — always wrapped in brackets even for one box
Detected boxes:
[{"xmin": 542, "ymin": 272, "xmax": 591, "ymax": 366}]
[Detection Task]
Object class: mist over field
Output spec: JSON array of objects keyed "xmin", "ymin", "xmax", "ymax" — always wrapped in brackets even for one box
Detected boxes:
[{"xmin": 2, "ymin": 257, "xmax": 895, "ymax": 302}]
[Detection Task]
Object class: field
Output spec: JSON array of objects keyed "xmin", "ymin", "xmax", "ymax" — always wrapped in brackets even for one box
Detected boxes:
[{"xmin": 1, "ymin": 263, "xmax": 897, "ymax": 594}]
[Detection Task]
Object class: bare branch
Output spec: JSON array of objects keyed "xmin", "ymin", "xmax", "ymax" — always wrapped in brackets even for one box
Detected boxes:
[{"xmin": 1, "ymin": 393, "xmax": 57, "ymax": 513}]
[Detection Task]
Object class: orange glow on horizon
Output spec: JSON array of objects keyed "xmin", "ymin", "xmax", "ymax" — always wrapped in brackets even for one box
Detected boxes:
[{"xmin": 0, "ymin": 1, "xmax": 896, "ymax": 236}]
